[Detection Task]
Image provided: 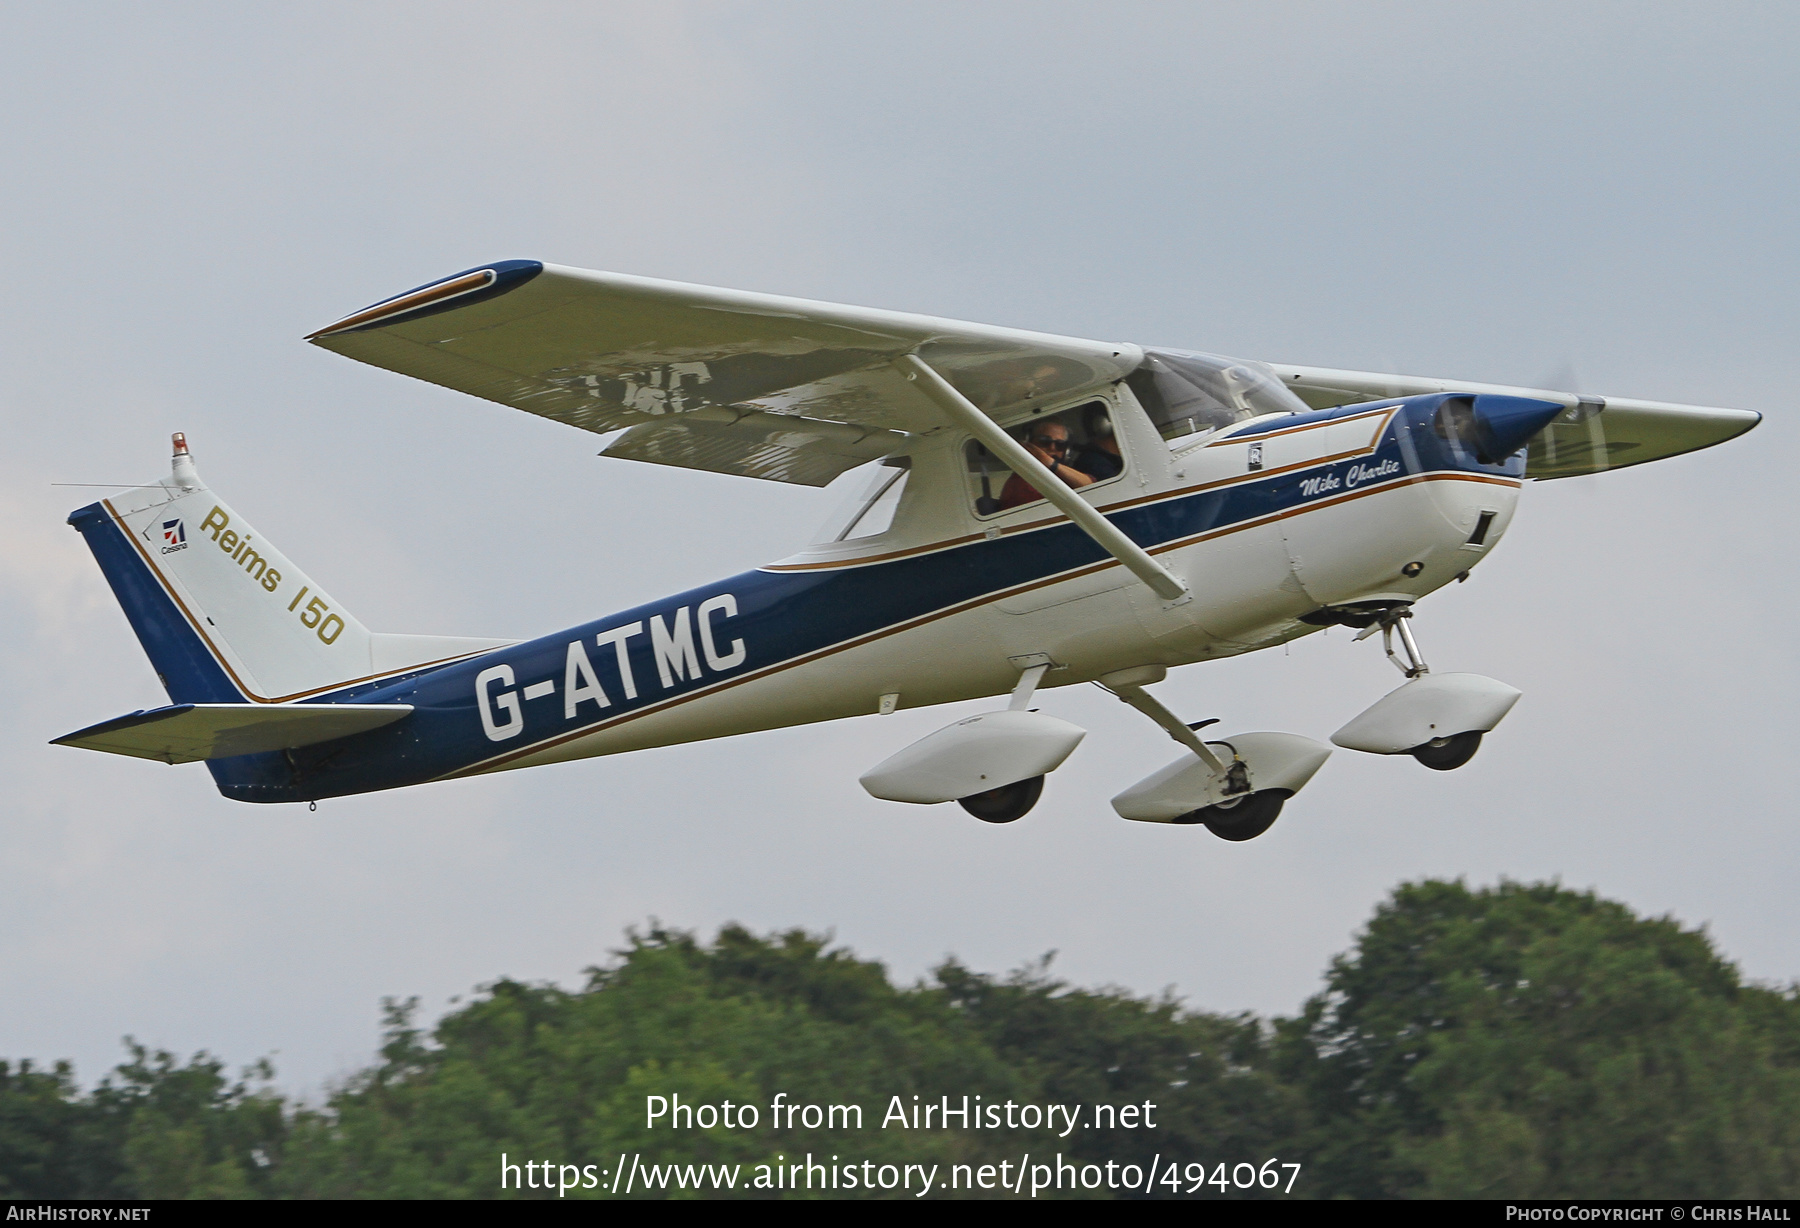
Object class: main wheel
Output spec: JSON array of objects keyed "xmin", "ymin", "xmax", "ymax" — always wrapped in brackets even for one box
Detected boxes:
[
  {"xmin": 1410, "ymin": 730, "xmax": 1483, "ymax": 771},
  {"xmin": 1175, "ymin": 789, "xmax": 1290, "ymax": 841},
  {"xmin": 957, "ymin": 775, "xmax": 1045, "ymax": 823}
]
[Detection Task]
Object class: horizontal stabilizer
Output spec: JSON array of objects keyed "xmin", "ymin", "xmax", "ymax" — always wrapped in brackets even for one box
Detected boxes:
[{"xmin": 52, "ymin": 703, "xmax": 413, "ymax": 764}]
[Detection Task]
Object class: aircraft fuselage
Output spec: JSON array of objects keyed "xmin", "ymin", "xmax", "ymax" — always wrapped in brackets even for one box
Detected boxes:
[{"xmin": 194, "ymin": 394, "xmax": 1524, "ymax": 803}]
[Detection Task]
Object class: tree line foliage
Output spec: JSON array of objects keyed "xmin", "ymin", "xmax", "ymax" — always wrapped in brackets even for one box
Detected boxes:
[{"xmin": 5, "ymin": 880, "xmax": 1798, "ymax": 1200}]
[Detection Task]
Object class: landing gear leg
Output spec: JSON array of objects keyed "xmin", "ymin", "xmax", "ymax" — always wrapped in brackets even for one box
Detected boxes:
[
  {"xmin": 1099, "ymin": 666, "xmax": 1293, "ymax": 840},
  {"xmin": 1353, "ymin": 605, "xmax": 1430, "ymax": 680},
  {"xmin": 1099, "ymin": 665, "xmax": 1241, "ymax": 786},
  {"xmin": 1340, "ymin": 606, "xmax": 1494, "ymax": 771}
]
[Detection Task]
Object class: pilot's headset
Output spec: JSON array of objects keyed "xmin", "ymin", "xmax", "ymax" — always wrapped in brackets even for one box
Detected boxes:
[{"xmin": 1084, "ymin": 404, "xmax": 1114, "ymax": 441}]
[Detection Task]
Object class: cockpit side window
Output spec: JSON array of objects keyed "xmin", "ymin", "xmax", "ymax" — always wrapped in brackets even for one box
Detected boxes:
[
  {"xmin": 1127, "ymin": 349, "xmax": 1310, "ymax": 446},
  {"xmin": 965, "ymin": 400, "xmax": 1125, "ymax": 517}
]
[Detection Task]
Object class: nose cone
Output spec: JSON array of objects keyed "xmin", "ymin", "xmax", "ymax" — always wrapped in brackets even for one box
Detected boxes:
[
  {"xmin": 1474, "ymin": 396, "xmax": 1565, "ymax": 460},
  {"xmin": 1434, "ymin": 395, "xmax": 1566, "ymax": 464}
]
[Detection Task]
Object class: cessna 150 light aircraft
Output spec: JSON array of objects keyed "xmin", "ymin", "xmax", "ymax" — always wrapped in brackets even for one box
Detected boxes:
[{"xmin": 55, "ymin": 261, "xmax": 1760, "ymax": 839}]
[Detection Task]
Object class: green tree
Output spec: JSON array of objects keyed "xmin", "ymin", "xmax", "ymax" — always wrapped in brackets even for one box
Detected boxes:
[
  {"xmin": 273, "ymin": 925, "xmax": 1300, "ymax": 1199},
  {"xmin": 277, "ymin": 926, "xmax": 1033, "ymax": 1198},
  {"xmin": 101, "ymin": 1042, "xmax": 287, "ymax": 1199},
  {"xmin": 0, "ymin": 1045, "xmax": 286, "ymax": 1199},
  {"xmin": 1276, "ymin": 879, "xmax": 1800, "ymax": 1198},
  {"xmin": 11, "ymin": 882, "xmax": 1797, "ymax": 1200},
  {"xmin": 935, "ymin": 955, "xmax": 1301, "ymax": 1195},
  {"xmin": 0, "ymin": 1059, "xmax": 127, "ymax": 1197}
]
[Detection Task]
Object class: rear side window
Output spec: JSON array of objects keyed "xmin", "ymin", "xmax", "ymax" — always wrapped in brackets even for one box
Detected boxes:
[{"xmin": 813, "ymin": 458, "xmax": 911, "ymax": 543}]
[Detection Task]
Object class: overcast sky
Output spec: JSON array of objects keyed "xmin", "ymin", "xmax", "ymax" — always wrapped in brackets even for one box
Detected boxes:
[{"xmin": 3, "ymin": 1, "xmax": 1795, "ymax": 1096}]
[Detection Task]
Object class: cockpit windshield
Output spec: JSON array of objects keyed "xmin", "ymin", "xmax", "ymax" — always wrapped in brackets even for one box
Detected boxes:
[{"xmin": 1125, "ymin": 349, "xmax": 1310, "ymax": 444}]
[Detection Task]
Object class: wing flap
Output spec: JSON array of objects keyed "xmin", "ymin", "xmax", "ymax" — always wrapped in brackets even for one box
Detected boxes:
[
  {"xmin": 52, "ymin": 703, "xmax": 413, "ymax": 764},
  {"xmin": 601, "ymin": 411, "xmax": 906, "ymax": 487},
  {"xmin": 1266, "ymin": 364, "xmax": 1760, "ymax": 478}
]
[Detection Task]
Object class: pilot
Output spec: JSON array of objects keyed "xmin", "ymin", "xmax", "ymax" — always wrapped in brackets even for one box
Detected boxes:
[
  {"xmin": 997, "ymin": 421, "xmax": 1095, "ymax": 509},
  {"xmin": 1074, "ymin": 406, "xmax": 1123, "ymax": 481}
]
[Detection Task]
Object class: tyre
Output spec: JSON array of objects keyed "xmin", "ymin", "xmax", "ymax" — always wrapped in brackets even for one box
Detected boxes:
[
  {"xmin": 1410, "ymin": 730, "xmax": 1482, "ymax": 771},
  {"xmin": 1175, "ymin": 789, "xmax": 1290, "ymax": 841},
  {"xmin": 957, "ymin": 775, "xmax": 1045, "ymax": 823}
]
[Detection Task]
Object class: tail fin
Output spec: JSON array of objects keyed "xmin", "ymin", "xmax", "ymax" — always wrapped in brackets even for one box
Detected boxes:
[{"xmin": 69, "ymin": 434, "xmax": 508, "ymax": 704}]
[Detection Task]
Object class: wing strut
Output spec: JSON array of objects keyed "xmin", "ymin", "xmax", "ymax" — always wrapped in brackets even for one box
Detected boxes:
[{"xmin": 893, "ymin": 355, "xmax": 1189, "ymax": 602}]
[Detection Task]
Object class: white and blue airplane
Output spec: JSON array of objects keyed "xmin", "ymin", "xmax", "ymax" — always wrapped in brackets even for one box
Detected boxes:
[{"xmin": 55, "ymin": 261, "xmax": 1760, "ymax": 838}]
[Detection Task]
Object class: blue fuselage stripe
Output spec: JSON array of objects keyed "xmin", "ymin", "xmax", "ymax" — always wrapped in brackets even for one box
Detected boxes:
[{"xmin": 68, "ymin": 503, "xmax": 245, "ymax": 704}]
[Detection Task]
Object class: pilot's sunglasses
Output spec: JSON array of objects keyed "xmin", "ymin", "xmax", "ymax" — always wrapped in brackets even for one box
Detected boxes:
[{"xmin": 1032, "ymin": 437, "xmax": 1068, "ymax": 452}]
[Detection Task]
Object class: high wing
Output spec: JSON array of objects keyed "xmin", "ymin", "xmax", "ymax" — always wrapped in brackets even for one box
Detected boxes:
[
  {"xmin": 306, "ymin": 260, "xmax": 1140, "ymax": 486},
  {"xmin": 306, "ymin": 259, "xmax": 1758, "ymax": 484},
  {"xmin": 1267, "ymin": 363, "xmax": 1760, "ymax": 479}
]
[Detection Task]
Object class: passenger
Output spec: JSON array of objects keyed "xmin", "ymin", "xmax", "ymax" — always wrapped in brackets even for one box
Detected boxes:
[
  {"xmin": 997, "ymin": 422, "xmax": 1094, "ymax": 510},
  {"xmin": 1074, "ymin": 406, "xmax": 1123, "ymax": 481}
]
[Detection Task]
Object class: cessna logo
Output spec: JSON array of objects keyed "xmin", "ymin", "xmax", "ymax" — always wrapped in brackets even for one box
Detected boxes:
[{"xmin": 159, "ymin": 519, "xmax": 187, "ymax": 554}]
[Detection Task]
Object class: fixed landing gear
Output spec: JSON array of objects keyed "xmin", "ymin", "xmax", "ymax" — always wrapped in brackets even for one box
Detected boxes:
[
  {"xmin": 1326, "ymin": 604, "xmax": 1521, "ymax": 771},
  {"xmin": 859, "ymin": 659, "xmax": 1084, "ymax": 824},
  {"xmin": 1174, "ymin": 789, "xmax": 1291, "ymax": 841},
  {"xmin": 958, "ymin": 774, "xmax": 1045, "ymax": 823},
  {"xmin": 1103, "ymin": 665, "xmax": 1332, "ymax": 838},
  {"xmin": 1359, "ymin": 608, "xmax": 1486, "ymax": 769},
  {"xmin": 953, "ymin": 664, "xmax": 1058, "ymax": 823}
]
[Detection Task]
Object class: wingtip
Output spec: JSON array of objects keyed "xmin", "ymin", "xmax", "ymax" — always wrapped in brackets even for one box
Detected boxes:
[{"xmin": 304, "ymin": 259, "xmax": 544, "ymax": 340}]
